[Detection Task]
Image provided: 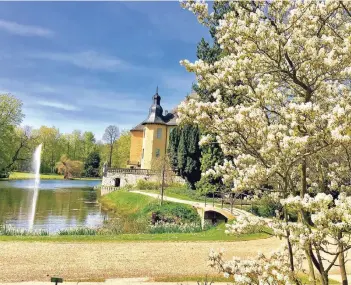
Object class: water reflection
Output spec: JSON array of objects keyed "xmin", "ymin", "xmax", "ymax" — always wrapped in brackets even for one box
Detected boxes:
[{"xmin": 0, "ymin": 180, "xmax": 107, "ymax": 233}]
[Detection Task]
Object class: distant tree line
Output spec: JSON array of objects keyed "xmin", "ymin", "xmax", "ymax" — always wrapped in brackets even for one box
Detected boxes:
[{"xmin": 0, "ymin": 94, "xmax": 131, "ymax": 179}]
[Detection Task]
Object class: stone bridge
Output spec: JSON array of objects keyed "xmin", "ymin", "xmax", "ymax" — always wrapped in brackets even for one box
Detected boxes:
[{"xmin": 130, "ymin": 190, "xmax": 251, "ymax": 227}]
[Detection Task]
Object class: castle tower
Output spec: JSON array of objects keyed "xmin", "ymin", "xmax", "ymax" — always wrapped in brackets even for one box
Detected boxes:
[{"xmin": 128, "ymin": 88, "xmax": 178, "ymax": 169}]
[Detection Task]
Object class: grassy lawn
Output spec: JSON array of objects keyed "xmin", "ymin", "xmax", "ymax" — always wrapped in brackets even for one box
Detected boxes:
[
  {"xmin": 0, "ymin": 223, "xmax": 269, "ymax": 242},
  {"xmin": 9, "ymin": 172, "xmax": 64, "ymax": 180},
  {"xmin": 100, "ymin": 190, "xmax": 157, "ymax": 218},
  {"xmin": 137, "ymin": 186, "xmax": 205, "ymax": 202},
  {"xmin": 7, "ymin": 171, "xmax": 101, "ymax": 181}
]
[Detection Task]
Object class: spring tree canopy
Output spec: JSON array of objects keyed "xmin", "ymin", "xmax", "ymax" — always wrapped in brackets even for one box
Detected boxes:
[
  {"xmin": 179, "ymin": 1, "xmax": 351, "ymax": 284},
  {"xmin": 179, "ymin": 0, "xmax": 351, "ymax": 195}
]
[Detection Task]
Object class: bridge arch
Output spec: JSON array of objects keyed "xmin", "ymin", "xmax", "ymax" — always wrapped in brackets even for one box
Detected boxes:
[{"xmin": 204, "ymin": 210, "xmax": 228, "ymax": 224}]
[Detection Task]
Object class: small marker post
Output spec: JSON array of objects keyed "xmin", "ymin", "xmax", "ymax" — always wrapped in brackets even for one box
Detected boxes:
[{"xmin": 51, "ymin": 277, "xmax": 63, "ymax": 285}]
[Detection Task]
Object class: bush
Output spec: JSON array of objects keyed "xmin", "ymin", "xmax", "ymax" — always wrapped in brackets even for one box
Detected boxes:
[
  {"xmin": 144, "ymin": 202, "xmax": 200, "ymax": 224},
  {"xmin": 250, "ymin": 196, "xmax": 298, "ymax": 222},
  {"xmin": 58, "ymin": 227, "xmax": 98, "ymax": 235},
  {"xmin": 0, "ymin": 172, "xmax": 9, "ymax": 179},
  {"xmin": 136, "ymin": 179, "xmax": 160, "ymax": 190},
  {"xmin": 0, "ymin": 224, "xmax": 49, "ymax": 236},
  {"xmin": 148, "ymin": 221, "xmax": 207, "ymax": 234}
]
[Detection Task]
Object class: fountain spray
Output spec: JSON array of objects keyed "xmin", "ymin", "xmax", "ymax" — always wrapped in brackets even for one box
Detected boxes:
[{"xmin": 29, "ymin": 144, "xmax": 42, "ymax": 231}]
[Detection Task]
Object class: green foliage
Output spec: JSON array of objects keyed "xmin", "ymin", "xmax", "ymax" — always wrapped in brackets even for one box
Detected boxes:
[
  {"xmin": 84, "ymin": 151, "xmax": 101, "ymax": 177},
  {"xmin": 111, "ymin": 131, "xmax": 131, "ymax": 168},
  {"xmin": 168, "ymin": 125, "xmax": 201, "ymax": 188},
  {"xmin": 0, "ymin": 222, "xmax": 270, "ymax": 242},
  {"xmin": 148, "ymin": 221, "xmax": 211, "ymax": 234},
  {"xmin": 192, "ymin": 3, "xmax": 235, "ymax": 194},
  {"xmin": 0, "ymin": 224, "xmax": 49, "ymax": 236},
  {"xmin": 136, "ymin": 179, "xmax": 160, "ymax": 190},
  {"xmin": 0, "ymin": 94, "xmax": 27, "ymax": 173},
  {"xmin": 197, "ymin": 143, "xmax": 226, "ymax": 195},
  {"xmin": 58, "ymin": 227, "xmax": 97, "ymax": 236},
  {"xmin": 168, "ymin": 127, "xmax": 181, "ymax": 170},
  {"xmin": 250, "ymin": 196, "xmax": 298, "ymax": 222},
  {"xmin": 56, "ymin": 155, "xmax": 83, "ymax": 179},
  {"xmin": 143, "ymin": 202, "xmax": 200, "ymax": 224},
  {"xmin": 100, "ymin": 191, "xmax": 201, "ymax": 234}
]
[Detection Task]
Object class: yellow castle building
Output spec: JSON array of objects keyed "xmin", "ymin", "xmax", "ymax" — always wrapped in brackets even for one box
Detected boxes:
[{"xmin": 128, "ymin": 88, "xmax": 178, "ymax": 170}]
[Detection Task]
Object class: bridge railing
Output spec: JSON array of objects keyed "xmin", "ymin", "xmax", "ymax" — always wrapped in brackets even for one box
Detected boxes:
[
  {"xmin": 107, "ymin": 168, "xmax": 156, "ymax": 175},
  {"xmin": 204, "ymin": 191, "xmax": 253, "ymax": 214},
  {"xmin": 107, "ymin": 168, "xmax": 179, "ymax": 176}
]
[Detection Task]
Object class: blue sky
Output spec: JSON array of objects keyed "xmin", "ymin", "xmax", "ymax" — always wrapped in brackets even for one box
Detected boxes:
[{"xmin": 0, "ymin": 2, "xmax": 209, "ymax": 140}]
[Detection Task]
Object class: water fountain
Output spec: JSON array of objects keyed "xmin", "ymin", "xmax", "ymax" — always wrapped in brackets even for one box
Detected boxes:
[{"xmin": 28, "ymin": 144, "xmax": 42, "ymax": 230}]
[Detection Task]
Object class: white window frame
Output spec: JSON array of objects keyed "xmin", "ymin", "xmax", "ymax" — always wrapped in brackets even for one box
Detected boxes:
[{"xmin": 156, "ymin": 128, "xmax": 162, "ymax": 139}]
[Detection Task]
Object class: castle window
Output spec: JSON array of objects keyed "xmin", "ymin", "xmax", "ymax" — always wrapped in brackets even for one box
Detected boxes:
[
  {"xmin": 157, "ymin": 128, "xmax": 162, "ymax": 139},
  {"xmin": 155, "ymin": 148, "xmax": 160, "ymax": 157}
]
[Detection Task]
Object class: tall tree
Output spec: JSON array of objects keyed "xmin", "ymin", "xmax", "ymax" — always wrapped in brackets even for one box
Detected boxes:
[
  {"xmin": 84, "ymin": 151, "xmax": 101, "ymax": 177},
  {"xmin": 83, "ymin": 131, "xmax": 96, "ymax": 159},
  {"xmin": 111, "ymin": 131, "xmax": 131, "ymax": 168},
  {"xmin": 103, "ymin": 125, "xmax": 120, "ymax": 167},
  {"xmin": 0, "ymin": 94, "xmax": 28, "ymax": 175},
  {"xmin": 180, "ymin": 1, "xmax": 351, "ymax": 284},
  {"xmin": 56, "ymin": 155, "xmax": 83, "ymax": 179},
  {"xmin": 192, "ymin": 1, "xmax": 233, "ymax": 194},
  {"xmin": 168, "ymin": 125, "xmax": 201, "ymax": 188}
]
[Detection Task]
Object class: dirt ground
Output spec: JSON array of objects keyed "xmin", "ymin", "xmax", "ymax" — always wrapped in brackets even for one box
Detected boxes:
[{"xmin": 0, "ymin": 238, "xmax": 282, "ymax": 282}]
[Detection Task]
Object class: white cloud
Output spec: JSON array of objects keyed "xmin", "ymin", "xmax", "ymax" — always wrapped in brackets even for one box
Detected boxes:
[
  {"xmin": 37, "ymin": 100, "xmax": 79, "ymax": 111},
  {"xmin": 0, "ymin": 19, "xmax": 53, "ymax": 37},
  {"xmin": 30, "ymin": 51, "xmax": 129, "ymax": 71}
]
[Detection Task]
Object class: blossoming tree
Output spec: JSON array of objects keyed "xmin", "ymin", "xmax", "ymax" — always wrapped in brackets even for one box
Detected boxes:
[{"xmin": 179, "ymin": 1, "xmax": 351, "ymax": 284}]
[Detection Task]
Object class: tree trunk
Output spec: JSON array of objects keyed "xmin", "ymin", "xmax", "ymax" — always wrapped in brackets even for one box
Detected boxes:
[
  {"xmin": 300, "ymin": 159, "xmax": 317, "ymax": 283},
  {"xmin": 109, "ymin": 144, "xmax": 113, "ymax": 167},
  {"xmin": 338, "ymin": 232, "xmax": 348, "ymax": 285},
  {"xmin": 320, "ymin": 272, "xmax": 329, "ymax": 285},
  {"xmin": 284, "ymin": 206, "xmax": 295, "ymax": 272},
  {"xmin": 306, "ymin": 244, "xmax": 316, "ymax": 285}
]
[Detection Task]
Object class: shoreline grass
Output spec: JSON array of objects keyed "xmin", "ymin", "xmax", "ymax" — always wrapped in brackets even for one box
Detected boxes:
[
  {"xmin": 4, "ymin": 171, "xmax": 101, "ymax": 181},
  {"xmin": 0, "ymin": 228, "xmax": 270, "ymax": 242}
]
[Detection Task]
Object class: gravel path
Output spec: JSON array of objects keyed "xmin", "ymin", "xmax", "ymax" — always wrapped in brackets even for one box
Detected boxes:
[{"xmin": 0, "ymin": 238, "xmax": 280, "ymax": 282}]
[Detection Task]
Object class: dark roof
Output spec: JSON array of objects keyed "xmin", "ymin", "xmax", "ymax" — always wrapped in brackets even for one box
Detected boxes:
[
  {"xmin": 130, "ymin": 89, "xmax": 178, "ymax": 131},
  {"xmin": 162, "ymin": 109, "xmax": 178, "ymax": 126},
  {"xmin": 130, "ymin": 123, "xmax": 144, "ymax": 132},
  {"xmin": 141, "ymin": 90, "xmax": 178, "ymax": 126}
]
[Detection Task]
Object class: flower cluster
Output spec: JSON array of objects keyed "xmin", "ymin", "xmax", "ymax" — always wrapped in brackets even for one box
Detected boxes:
[
  {"xmin": 209, "ymin": 245, "xmax": 303, "ymax": 285},
  {"xmin": 178, "ymin": 0, "xmax": 351, "ymax": 192}
]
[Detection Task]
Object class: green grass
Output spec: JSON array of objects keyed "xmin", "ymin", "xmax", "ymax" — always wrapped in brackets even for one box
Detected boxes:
[
  {"xmin": 137, "ymin": 186, "xmax": 204, "ymax": 202},
  {"xmin": 100, "ymin": 190, "xmax": 156, "ymax": 218},
  {"xmin": 9, "ymin": 172, "xmax": 64, "ymax": 180},
  {"xmin": 0, "ymin": 223, "xmax": 269, "ymax": 242},
  {"xmin": 99, "ymin": 190, "xmax": 202, "ymax": 233},
  {"xmin": 7, "ymin": 171, "xmax": 101, "ymax": 181},
  {"xmin": 297, "ymin": 273, "xmax": 339, "ymax": 284}
]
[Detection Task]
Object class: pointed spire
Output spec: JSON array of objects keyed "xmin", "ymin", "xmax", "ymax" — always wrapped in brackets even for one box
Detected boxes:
[{"xmin": 153, "ymin": 86, "xmax": 161, "ymax": 105}]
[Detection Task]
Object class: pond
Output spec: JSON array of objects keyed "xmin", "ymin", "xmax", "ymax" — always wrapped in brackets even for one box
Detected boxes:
[{"xmin": 0, "ymin": 179, "xmax": 108, "ymax": 233}]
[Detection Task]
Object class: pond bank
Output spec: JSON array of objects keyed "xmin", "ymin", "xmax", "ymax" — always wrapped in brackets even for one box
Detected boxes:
[{"xmin": 5, "ymin": 171, "xmax": 101, "ymax": 180}]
